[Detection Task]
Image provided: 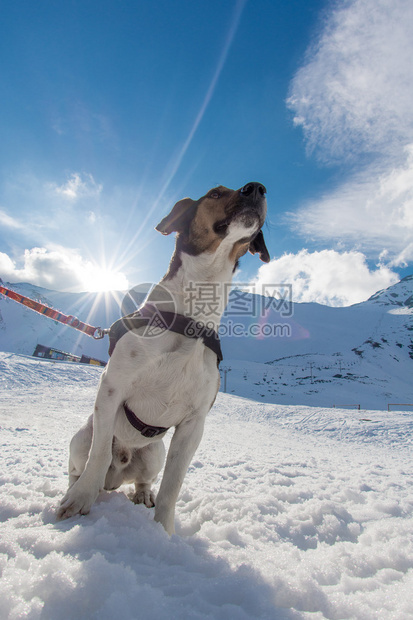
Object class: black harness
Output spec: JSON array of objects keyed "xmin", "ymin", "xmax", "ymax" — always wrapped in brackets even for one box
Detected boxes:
[{"xmin": 108, "ymin": 303, "xmax": 223, "ymax": 438}]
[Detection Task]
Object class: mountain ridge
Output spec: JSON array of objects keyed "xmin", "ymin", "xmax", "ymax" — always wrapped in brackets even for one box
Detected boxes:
[{"xmin": 1, "ymin": 277, "xmax": 412, "ymax": 409}]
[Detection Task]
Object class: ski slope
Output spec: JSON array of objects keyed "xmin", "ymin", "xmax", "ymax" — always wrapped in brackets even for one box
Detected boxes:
[{"xmin": 0, "ymin": 354, "xmax": 412, "ymax": 619}]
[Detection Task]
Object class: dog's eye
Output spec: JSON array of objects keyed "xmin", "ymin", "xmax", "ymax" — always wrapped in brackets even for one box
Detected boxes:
[{"xmin": 209, "ymin": 190, "xmax": 220, "ymax": 199}]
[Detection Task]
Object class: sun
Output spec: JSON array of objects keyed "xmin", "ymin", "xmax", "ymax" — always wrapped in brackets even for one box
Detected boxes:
[{"xmin": 82, "ymin": 265, "xmax": 129, "ymax": 293}]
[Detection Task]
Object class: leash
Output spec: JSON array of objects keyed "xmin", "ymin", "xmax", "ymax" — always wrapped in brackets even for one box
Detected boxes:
[
  {"xmin": 1, "ymin": 283, "xmax": 223, "ymax": 439},
  {"xmin": 0, "ymin": 284, "xmax": 106, "ymax": 339},
  {"xmin": 0, "ymin": 285, "xmax": 222, "ymax": 362}
]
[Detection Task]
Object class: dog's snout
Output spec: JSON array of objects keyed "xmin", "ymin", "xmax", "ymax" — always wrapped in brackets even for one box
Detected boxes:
[{"xmin": 240, "ymin": 182, "xmax": 266, "ymax": 198}]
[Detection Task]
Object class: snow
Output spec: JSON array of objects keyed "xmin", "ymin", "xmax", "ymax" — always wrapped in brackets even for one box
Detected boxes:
[{"xmin": 1, "ymin": 353, "xmax": 412, "ymax": 619}]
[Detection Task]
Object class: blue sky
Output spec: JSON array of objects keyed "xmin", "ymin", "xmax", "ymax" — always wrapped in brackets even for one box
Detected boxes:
[{"xmin": 1, "ymin": 0, "xmax": 412, "ymax": 305}]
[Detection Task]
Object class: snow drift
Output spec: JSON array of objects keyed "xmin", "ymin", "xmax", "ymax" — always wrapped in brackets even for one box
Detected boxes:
[{"xmin": 0, "ymin": 354, "xmax": 412, "ymax": 619}]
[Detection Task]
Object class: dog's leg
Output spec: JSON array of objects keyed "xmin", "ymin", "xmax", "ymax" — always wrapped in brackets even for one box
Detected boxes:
[
  {"xmin": 131, "ymin": 441, "xmax": 166, "ymax": 507},
  {"xmin": 67, "ymin": 419, "xmax": 93, "ymax": 488},
  {"xmin": 154, "ymin": 414, "xmax": 205, "ymax": 535},
  {"xmin": 57, "ymin": 374, "xmax": 120, "ymax": 520}
]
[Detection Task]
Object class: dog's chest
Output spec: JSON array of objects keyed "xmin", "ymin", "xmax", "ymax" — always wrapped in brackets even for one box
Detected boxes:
[{"xmin": 115, "ymin": 336, "xmax": 219, "ymax": 436}]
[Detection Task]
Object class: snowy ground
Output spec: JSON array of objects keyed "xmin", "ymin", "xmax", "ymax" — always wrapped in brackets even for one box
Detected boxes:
[
  {"xmin": 0, "ymin": 353, "xmax": 412, "ymax": 619},
  {"xmin": 219, "ymin": 357, "xmax": 413, "ymax": 411}
]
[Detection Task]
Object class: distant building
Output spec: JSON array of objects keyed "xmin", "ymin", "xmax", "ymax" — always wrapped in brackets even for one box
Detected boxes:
[
  {"xmin": 33, "ymin": 344, "xmax": 106, "ymax": 367},
  {"xmin": 79, "ymin": 354, "xmax": 107, "ymax": 367}
]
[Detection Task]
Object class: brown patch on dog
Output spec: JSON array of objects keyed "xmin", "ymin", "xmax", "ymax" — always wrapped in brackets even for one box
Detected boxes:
[
  {"xmin": 107, "ymin": 387, "xmax": 115, "ymax": 397},
  {"xmin": 188, "ymin": 187, "xmax": 233, "ymax": 254},
  {"xmin": 229, "ymin": 239, "xmax": 251, "ymax": 264},
  {"xmin": 130, "ymin": 350, "xmax": 138, "ymax": 358},
  {"xmin": 119, "ymin": 449, "xmax": 130, "ymax": 465}
]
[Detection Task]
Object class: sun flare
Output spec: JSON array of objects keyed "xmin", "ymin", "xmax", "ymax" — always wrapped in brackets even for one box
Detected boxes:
[{"xmin": 82, "ymin": 265, "xmax": 129, "ymax": 293}]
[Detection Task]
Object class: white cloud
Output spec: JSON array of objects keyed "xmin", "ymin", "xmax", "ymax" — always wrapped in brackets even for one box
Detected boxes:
[
  {"xmin": 0, "ymin": 247, "xmax": 128, "ymax": 293},
  {"xmin": 1, "ymin": 171, "xmax": 104, "ymax": 240},
  {"xmin": 289, "ymin": 144, "xmax": 413, "ymax": 263},
  {"xmin": 0, "ymin": 209, "xmax": 23, "ymax": 230},
  {"xmin": 286, "ymin": 0, "xmax": 413, "ymax": 268},
  {"xmin": 287, "ymin": 0, "xmax": 413, "ymax": 162},
  {"xmin": 0, "ymin": 171, "xmax": 163, "ymax": 291},
  {"xmin": 87, "ymin": 211, "xmax": 97, "ymax": 225},
  {"xmin": 51, "ymin": 172, "xmax": 102, "ymax": 201},
  {"xmin": 251, "ymin": 249, "xmax": 399, "ymax": 307},
  {"xmin": 0, "ymin": 252, "xmax": 16, "ymax": 274}
]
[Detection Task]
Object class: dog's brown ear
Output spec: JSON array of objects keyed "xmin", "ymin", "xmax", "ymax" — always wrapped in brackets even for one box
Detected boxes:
[
  {"xmin": 155, "ymin": 198, "xmax": 196, "ymax": 235},
  {"xmin": 249, "ymin": 229, "xmax": 270, "ymax": 263}
]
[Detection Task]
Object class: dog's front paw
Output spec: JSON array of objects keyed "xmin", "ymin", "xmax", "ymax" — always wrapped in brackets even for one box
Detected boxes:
[
  {"xmin": 56, "ymin": 483, "xmax": 99, "ymax": 520},
  {"xmin": 131, "ymin": 486, "xmax": 156, "ymax": 508}
]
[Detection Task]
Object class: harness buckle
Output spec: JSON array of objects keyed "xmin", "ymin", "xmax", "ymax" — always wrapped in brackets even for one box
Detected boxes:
[{"xmin": 140, "ymin": 425, "xmax": 162, "ymax": 438}]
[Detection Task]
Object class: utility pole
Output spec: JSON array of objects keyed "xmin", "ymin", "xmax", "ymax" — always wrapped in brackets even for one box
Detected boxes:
[
  {"xmin": 222, "ymin": 367, "xmax": 231, "ymax": 393},
  {"xmin": 309, "ymin": 362, "xmax": 314, "ymax": 384}
]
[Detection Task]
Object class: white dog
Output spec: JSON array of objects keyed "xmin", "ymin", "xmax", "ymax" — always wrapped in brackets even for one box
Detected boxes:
[{"xmin": 57, "ymin": 182, "xmax": 269, "ymax": 534}]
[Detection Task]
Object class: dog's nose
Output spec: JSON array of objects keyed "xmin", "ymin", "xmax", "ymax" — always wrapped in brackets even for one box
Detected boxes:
[{"xmin": 240, "ymin": 182, "xmax": 267, "ymax": 197}]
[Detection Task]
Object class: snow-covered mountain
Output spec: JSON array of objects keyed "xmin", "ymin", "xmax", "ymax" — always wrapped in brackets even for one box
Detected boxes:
[
  {"xmin": 220, "ymin": 275, "xmax": 413, "ymax": 409},
  {"xmin": 1, "ymin": 276, "xmax": 412, "ymax": 409}
]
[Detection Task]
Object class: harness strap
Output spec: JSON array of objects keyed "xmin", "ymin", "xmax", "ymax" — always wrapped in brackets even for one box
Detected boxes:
[
  {"xmin": 108, "ymin": 303, "xmax": 223, "ymax": 439},
  {"xmin": 123, "ymin": 402, "xmax": 169, "ymax": 438},
  {"xmin": 108, "ymin": 303, "xmax": 223, "ymax": 364}
]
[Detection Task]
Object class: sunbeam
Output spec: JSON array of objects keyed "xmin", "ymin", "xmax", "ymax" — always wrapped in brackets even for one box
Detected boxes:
[{"xmin": 115, "ymin": 0, "xmax": 248, "ymax": 268}]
